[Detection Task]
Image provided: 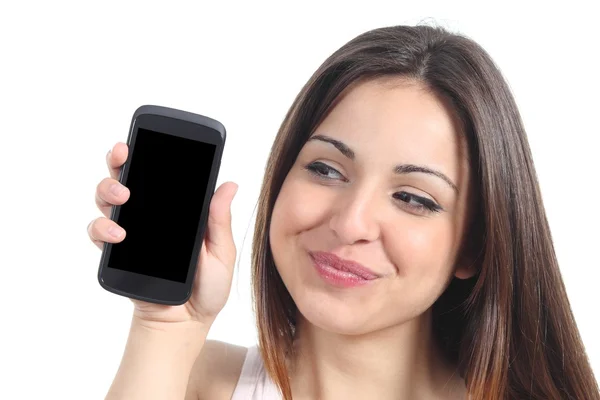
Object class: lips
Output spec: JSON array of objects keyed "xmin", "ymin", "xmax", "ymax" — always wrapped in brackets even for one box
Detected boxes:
[{"xmin": 309, "ymin": 251, "xmax": 380, "ymax": 280}]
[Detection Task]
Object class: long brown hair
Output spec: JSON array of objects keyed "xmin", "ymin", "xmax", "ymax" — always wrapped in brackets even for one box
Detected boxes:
[{"xmin": 250, "ymin": 23, "xmax": 599, "ymax": 399}]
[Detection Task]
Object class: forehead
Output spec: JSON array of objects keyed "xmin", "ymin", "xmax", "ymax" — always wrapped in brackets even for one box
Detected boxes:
[{"xmin": 314, "ymin": 78, "xmax": 466, "ymax": 169}]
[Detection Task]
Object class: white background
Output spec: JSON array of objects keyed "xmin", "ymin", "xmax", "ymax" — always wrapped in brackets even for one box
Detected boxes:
[{"xmin": 1, "ymin": 0, "xmax": 598, "ymax": 398}]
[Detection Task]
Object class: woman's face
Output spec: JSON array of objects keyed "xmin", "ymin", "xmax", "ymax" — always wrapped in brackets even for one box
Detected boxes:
[{"xmin": 269, "ymin": 78, "xmax": 474, "ymax": 335}]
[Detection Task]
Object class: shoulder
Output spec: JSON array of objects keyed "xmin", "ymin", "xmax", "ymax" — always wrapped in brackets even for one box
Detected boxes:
[{"xmin": 186, "ymin": 339, "xmax": 249, "ymax": 400}]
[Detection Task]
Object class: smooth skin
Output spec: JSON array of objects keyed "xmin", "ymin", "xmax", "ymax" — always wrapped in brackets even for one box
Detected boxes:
[
  {"xmin": 270, "ymin": 78, "xmax": 473, "ymax": 399},
  {"xmin": 90, "ymin": 77, "xmax": 473, "ymax": 400}
]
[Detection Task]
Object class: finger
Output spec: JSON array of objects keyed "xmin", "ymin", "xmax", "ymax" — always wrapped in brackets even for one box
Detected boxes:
[
  {"xmin": 95, "ymin": 177, "xmax": 130, "ymax": 218},
  {"xmin": 204, "ymin": 182, "xmax": 238, "ymax": 267},
  {"xmin": 87, "ymin": 217, "xmax": 126, "ymax": 250},
  {"xmin": 107, "ymin": 142, "xmax": 129, "ymax": 180}
]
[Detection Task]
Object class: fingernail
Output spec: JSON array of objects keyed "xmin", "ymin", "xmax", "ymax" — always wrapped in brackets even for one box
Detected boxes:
[
  {"xmin": 110, "ymin": 184, "xmax": 125, "ymax": 196},
  {"xmin": 108, "ymin": 226, "xmax": 124, "ymax": 238}
]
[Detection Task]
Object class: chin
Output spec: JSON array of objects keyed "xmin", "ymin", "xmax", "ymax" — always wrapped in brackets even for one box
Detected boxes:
[{"xmin": 293, "ymin": 291, "xmax": 379, "ymax": 336}]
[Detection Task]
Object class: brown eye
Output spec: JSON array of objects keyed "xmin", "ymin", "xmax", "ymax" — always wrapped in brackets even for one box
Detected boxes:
[
  {"xmin": 393, "ymin": 191, "xmax": 442, "ymax": 213},
  {"xmin": 305, "ymin": 162, "xmax": 345, "ymax": 180}
]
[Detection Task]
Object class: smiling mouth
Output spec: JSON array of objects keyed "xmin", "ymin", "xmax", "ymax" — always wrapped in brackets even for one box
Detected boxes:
[{"xmin": 308, "ymin": 251, "xmax": 380, "ymax": 287}]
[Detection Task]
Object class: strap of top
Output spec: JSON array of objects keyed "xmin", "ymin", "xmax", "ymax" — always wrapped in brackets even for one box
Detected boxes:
[{"xmin": 230, "ymin": 345, "xmax": 282, "ymax": 400}]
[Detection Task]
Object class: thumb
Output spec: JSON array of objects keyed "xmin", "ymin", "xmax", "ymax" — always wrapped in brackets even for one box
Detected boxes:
[{"xmin": 205, "ymin": 181, "xmax": 238, "ymax": 265}]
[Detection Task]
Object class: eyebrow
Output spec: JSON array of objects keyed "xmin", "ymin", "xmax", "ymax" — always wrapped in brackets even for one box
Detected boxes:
[{"xmin": 308, "ymin": 134, "xmax": 459, "ymax": 194}]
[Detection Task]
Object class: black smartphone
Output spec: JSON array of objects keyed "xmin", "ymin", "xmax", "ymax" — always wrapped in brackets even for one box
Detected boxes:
[{"xmin": 97, "ymin": 105, "xmax": 226, "ymax": 305}]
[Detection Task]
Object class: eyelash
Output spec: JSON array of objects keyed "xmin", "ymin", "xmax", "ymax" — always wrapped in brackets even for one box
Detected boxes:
[{"xmin": 304, "ymin": 161, "xmax": 443, "ymax": 214}]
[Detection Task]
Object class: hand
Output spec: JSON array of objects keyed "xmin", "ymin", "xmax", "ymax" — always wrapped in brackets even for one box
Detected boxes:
[{"xmin": 88, "ymin": 142, "xmax": 238, "ymax": 327}]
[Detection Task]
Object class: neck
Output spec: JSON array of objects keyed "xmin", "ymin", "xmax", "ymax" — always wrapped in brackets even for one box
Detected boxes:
[{"xmin": 287, "ymin": 309, "xmax": 465, "ymax": 400}]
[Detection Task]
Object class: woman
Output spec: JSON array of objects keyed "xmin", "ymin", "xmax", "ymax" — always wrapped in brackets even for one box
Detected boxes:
[{"xmin": 88, "ymin": 24, "xmax": 600, "ymax": 399}]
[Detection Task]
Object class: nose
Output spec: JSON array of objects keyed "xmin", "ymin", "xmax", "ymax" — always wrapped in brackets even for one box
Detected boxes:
[{"xmin": 328, "ymin": 186, "xmax": 381, "ymax": 245}]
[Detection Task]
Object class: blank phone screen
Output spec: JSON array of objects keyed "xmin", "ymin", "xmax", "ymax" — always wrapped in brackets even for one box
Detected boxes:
[{"xmin": 107, "ymin": 127, "xmax": 216, "ymax": 283}]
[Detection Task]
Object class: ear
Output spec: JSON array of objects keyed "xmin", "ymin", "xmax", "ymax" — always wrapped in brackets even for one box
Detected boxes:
[
  {"xmin": 454, "ymin": 264, "xmax": 476, "ymax": 280},
  {"xmin": 454, "ymin": 254, "xmax": 477, "ymax": 280}
]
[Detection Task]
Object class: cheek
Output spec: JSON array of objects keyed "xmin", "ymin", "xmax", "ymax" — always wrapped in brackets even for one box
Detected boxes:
[
  {"xmin": 270, "ymin": 175, "xmax": 330, "ymax": 257},
  {"xmin": 385, "ymin": 218, "xmax": 458, "ymax": 282},
  {"xmin": 270, "ymin": 174, "xmax": 336, "ymax": 302},
  {"xmin": 271, "ymin": 175, "xmax": 331, "ymax": 239},
  {"xmin": 374, "ymin": 220, "xmax": 459, "ymax": 320}
]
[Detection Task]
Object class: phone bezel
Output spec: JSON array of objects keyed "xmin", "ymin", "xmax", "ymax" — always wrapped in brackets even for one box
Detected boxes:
[{"xmin": 97, "ymin": 105, "xmax": 226, "ymax": 305}]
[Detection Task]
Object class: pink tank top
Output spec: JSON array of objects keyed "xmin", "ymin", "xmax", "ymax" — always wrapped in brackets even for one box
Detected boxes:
[{"xmin": 231, "ymin": 346, "xmax": 282, "ymax": 399}]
